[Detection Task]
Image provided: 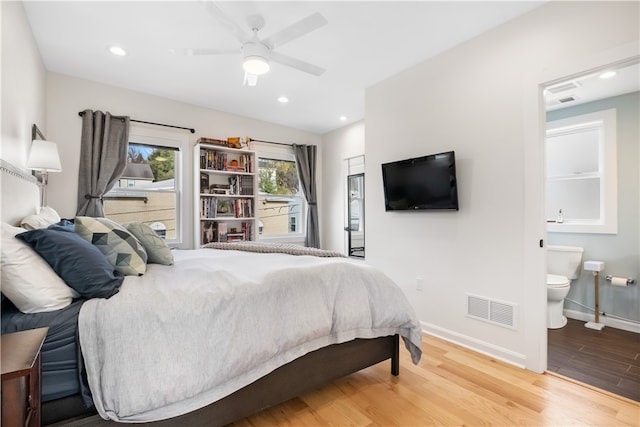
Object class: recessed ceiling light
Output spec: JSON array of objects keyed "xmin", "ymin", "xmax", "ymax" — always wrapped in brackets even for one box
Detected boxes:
[
  {"xmin": 278, "ymin": 96, "xmax": 289, "ymax": 103},
  {"xmin": 599, "ymin": 71, "xmax": 617, "ymax": 79},
  {"xmin": 339, "ymin": 115, "xmax": 347, "ymax": 121},
  {"xmin": 109, "ymin": 46, "xmax": 127, "ymax": 56}
]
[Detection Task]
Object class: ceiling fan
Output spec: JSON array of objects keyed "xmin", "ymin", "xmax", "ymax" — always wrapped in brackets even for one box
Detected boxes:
[{"xmin": 171, "ymin": 2, "xmax": 328, "ymax": 86}]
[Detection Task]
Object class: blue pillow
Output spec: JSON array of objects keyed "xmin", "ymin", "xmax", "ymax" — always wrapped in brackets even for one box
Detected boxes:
[
  {"xmin": 16, "ymin": 228, "xmax": 123, "ymax": 299},
  {"xmin": 48, "ymin": 219, "xmax": 75, "ymax": 232}
]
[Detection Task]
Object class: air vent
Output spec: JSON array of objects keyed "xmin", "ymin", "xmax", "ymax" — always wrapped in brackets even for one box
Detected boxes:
[
  {"xmin": 547, "ymin": 81, "xmax": 581, "ymax": 94},
  {"xmin": 558, "ymin": 96, "xmax": 577, "ymax": 103},
  {"xmin": 466, "ymin": 294, "xmax": 517, "ymax": 329}
]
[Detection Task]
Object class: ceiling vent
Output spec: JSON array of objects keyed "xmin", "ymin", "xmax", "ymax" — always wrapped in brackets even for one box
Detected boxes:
[
  {"xmin": 546, "ymin": 94, "xmax": 579, "ymax": 107},
  {"xmin": 466, "ymin": 294, "xmax": 517, "ymax": 329},
  {"xmin": 558, "ymin": 95, "xmax": 577, "ymax": 103},
  {"xmin": 547, "ymin": 81, "xmax": 581, "ymax": 94}
]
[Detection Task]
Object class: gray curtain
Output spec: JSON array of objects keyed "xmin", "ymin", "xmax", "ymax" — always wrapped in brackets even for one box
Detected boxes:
[
  {"xmin": 76, "ymin": 110, "xmax": 130, "ymax": 217},
  {"xmin": 294, "ymin": 144, "xmax": 319, "ymax": 248}
]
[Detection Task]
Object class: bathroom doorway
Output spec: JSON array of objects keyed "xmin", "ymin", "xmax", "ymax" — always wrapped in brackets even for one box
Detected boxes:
[
  {"xmin": 347, "ymin": 173, "xmax": 365, "ymax": 258},
  {"xmin": 344, "ymin": 155, "xmax": 365, "ymax": 258},
  {"xmin": 542, "ymin": 58, "xmax": 639, "ymax": 398}
]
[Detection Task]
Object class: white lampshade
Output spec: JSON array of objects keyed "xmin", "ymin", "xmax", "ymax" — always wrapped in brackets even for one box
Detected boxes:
[
  {"xmin": 243, "ymin": 56, "xmax": 270, "ymax": 75},
  {"xmin": 27, "ymin": 140, "xmax": 62, "ymax": 172}
]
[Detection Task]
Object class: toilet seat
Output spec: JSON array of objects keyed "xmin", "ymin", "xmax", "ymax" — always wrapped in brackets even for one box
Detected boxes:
[{"xmin": 547, "ymin": 273, "xmax": 570, "ymax": 288}]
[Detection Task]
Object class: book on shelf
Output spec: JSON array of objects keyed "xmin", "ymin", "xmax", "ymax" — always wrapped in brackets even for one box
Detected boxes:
[
  {"xmin": 226, "ymin": 233, "xmax": 245, "ymax": 242},
  {"xmin": 198, "ymin": 137, "xmax": 228, "ymax": 147},
  {"xmin": 201, "ymin": 221, "xmax": 229, "ymax": 243},
  {"xmin": 200, "ymin": 148, "xmax": 253, "ymax": 173},
  {"xmin": 228, "ymin": 175, "xmax": 254, "ymax": 196},
  {"xmin": 200, "ymin": 197, "xmax": 253, "ymax": 219},
  {"xmin": 200, "ymin": 198, "xmax": 214, "ymax": 218},
  {"xmin": 233, "ymin": 199, "xmax": 253, "ymax": 218},
  {"xmin": 200, "ymin": 221, "xmax": 216, "ymax": 245},
  {"xmin": 241, "ymin": 221, "xmax": 252, "ymax": 241},
  {"xmin": 209, "ymin": 183, "xmax": 230, "ymax": 195},
  {"xmin": 210, "ymin": 188, "xmax": 229, "ymax": 195},
  {"xmin": 240, "ymin": 175, "xmax": 254, "ymax": 195},
  {"xmin": 200, "ymin": 173, "xmax": 209, "ymax": 194},
  {"xmin": 200, "ymin": 150, "xmax": 227, "ymax": 171},
  {"xmin": 217, "ymin": 223, "xmax": 228, "ymax": 242}
]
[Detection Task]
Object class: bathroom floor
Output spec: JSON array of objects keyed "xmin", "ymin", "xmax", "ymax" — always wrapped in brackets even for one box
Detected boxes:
[{"xmin": 547, "ymin": 318, "xmax": 640, "ymax": 402}]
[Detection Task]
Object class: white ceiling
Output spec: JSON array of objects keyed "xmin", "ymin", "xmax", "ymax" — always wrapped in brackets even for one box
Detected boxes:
[
  {"xmin": 545, "ymin": 62, "xmax": 640, "ymax": 111},
  {"xmin": 23, "ymin": 1, "xmax": 552, "ymax": 134}
]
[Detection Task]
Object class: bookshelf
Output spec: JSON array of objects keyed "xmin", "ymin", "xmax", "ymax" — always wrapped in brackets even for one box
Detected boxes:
[{"xmin": 194, "ymin": 142, "xmax": 257, "ymax": 246}]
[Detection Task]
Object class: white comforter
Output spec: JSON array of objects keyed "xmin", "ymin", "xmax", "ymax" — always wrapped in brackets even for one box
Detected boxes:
[{"xmin": 79, "ymin": 248, "xmax": 422, "ymax": 423}]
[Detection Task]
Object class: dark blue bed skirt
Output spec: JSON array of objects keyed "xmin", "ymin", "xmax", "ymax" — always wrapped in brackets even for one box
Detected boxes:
[{"xmin": 1, "ymin": 298, "xmax": 92, "ymax": 405}]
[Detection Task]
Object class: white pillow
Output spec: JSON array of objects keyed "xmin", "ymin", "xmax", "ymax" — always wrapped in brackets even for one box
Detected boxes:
[
  {"xmin": 0, "ymin": 222, "xmax": 78, "ymax": 313},
  {"xmin": 20, "ymin": 206, "xmax": 61, "ymax": 230}
]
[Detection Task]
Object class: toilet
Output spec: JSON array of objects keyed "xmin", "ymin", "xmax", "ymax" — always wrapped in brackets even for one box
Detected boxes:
[{"xmin": 546, "ymin": 245, "xmax": 584, "ymax": 329}]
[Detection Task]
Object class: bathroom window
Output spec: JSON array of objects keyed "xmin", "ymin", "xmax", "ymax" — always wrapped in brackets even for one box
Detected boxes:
[{"xmin": 546, "ymin": 109, "xmax": 617, "ymax": 234}]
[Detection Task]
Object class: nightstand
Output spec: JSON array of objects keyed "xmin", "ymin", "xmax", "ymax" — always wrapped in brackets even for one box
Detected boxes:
[{"xmin": 1, "ymin": 327, "xmax": 48, "ymax": 427}]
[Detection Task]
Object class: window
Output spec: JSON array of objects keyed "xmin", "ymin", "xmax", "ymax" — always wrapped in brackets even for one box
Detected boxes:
[
  {"xmin": 103, "ymin": 126, "xmax": 188, "ymax": 245},
  {"xmin": 255, "ymin": 143, "xmax": 306, "ymax": 241},
  {"xmin": 546, "ymin": 109, "xmax": 617, "ymax": 234}
]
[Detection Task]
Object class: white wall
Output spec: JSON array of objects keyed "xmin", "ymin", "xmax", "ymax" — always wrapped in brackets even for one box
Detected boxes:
[
  {"xmin": 362, "ymin": 1, "xmax": 639, "ymax": 370},
  {"xmin": 45, "ymin": 73, "xmax": 322, "ymax": 248},
  {"xmin": 0, "ymin": 1, "xmax": 46, "ymax": 166},
  {"xmin": 321, "ymin": 121, "xmax": 365, "ymax": 253}
]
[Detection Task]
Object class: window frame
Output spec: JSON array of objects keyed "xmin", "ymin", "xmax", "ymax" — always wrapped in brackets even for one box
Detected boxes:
[
  {"xmin": 546, "ymin": 109, "xmax": 617, "ymax": 234},
  {"xmin": 254, "ymin": 142, "xmax": 307, "ymax": 243},
  {"xmin": 103, "ymin": 125, "xmax": 189, "ymax": 247}
]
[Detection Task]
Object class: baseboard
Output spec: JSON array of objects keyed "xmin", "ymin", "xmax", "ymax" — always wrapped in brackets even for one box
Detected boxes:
[
  {"xmin": 564, "ymin": 309, "xmax": 640, "ymax": 333},
  {"xmin": 420, "ymin": 321, "xmax": 526, "ymax": 369}
]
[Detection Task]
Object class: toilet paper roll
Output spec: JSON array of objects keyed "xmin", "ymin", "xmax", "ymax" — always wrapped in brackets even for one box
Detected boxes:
[{"xmin": 610, "ymin": 277, "xmax": 628, "ymax": 287}]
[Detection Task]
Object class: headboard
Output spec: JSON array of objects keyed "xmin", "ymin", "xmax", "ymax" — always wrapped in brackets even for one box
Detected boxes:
[{"xmin": 0, "ymin": 159, "xmax": 40, "ymax": 226}]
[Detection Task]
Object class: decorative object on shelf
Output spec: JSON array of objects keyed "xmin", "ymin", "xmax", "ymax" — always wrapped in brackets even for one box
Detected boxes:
[{"xmin": 197, "ymin": 136, "xmax": 228, "ymax": 147}]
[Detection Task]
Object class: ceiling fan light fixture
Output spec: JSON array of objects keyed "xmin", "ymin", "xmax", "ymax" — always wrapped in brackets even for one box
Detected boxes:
[
  {"xmin": 243, "ymin": 56, "xmax": 270, "ymax": 75},
  {"xmin": 243, "ymin": 72, "xmax": 258, "ymax": 87}
]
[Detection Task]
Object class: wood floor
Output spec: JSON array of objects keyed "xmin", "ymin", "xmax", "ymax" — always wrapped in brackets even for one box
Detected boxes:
[
  {"xmin": 548, "ymin": 317, "xmax": 640, "ymax": 402},
  {"xmin": 52, "ymin": 333, "xmax": 639, "ymax": 427}
]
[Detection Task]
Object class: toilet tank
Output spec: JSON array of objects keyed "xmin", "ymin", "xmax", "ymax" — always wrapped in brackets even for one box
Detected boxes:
[{"xmin": 547, "ymin": 245, "xmax": 584, "ymax": 279}]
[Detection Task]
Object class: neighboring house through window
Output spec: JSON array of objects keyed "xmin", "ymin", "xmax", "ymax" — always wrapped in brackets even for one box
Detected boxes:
[
  {"xmin": 103, "ymin": 125, "xmax": 188, "ymax": 246},
  {"xmin": 254, "ymin": 142, "xmax": 307, "ymax": 243}
]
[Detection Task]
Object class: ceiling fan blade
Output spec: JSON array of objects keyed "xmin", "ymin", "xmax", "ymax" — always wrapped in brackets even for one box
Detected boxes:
[
  {"xmin": 262, "ymin": 12, "xmax": 327, "ymax": 49},
  {"xmin": 201, "ymin": 0, "xmax": 250, "ymax": 43},
  {"xmin": 270, "ymin": 51, "xmax": 325, "ymax": 76},
  {"xmin": 170, "ymin": 48, "xmax": 236, "ymax": 56}
]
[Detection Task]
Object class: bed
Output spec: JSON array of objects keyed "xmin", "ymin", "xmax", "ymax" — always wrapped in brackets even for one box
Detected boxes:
[{"xmin": 0, "ymin": 159, "xmax": 422, "ymax": 426}]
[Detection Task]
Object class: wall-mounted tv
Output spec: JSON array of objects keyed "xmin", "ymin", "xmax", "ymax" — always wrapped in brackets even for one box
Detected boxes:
[{"xmin": 381, "ymin": 151, "xmax": 459, "ymax": 211}]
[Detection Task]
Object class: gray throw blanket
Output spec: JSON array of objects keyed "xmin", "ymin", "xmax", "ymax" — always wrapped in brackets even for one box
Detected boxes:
[{"xmin": 202, "ymin": 241, "xmax": 346, "ymax": 257}]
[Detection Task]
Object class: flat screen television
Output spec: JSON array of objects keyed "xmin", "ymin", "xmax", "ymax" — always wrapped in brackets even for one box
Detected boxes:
[{"xmin": 381, "ymin": 151, "xmax": 459, "ymax": 211}]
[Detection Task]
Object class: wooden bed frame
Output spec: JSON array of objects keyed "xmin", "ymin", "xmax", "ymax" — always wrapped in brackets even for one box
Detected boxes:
[{"xmin": 43, "ymin": 335, "xmax": 400, "ymax": 426}]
